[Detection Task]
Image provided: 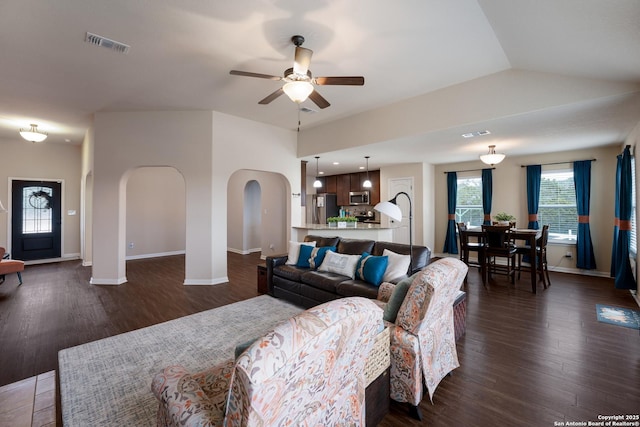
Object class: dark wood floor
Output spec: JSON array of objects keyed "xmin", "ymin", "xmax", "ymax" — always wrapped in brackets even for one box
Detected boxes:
[{"xmin": 0, "ymin": 253, "xmax": 638, "ymax": 426}]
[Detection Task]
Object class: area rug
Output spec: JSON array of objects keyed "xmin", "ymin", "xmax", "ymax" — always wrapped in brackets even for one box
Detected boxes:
[
  {"xmin": 595, "ymin": 304, "xmax": 640, "ymax": 329},
  {"xmin": 59, "ymin": 295, "xmax": 303, "ymax": 427}
]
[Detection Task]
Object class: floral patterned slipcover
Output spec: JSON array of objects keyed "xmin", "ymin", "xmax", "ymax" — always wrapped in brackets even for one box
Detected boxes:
[
  {"xmin": 386, "ymin": 257, "xmax": 468, "ymax": 405},
  {"xmin": 151, "ymin": 297, "xmax": 383, "ymax": 426}
]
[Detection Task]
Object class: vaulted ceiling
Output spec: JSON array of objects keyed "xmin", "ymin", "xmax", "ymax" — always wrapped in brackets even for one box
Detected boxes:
[{"xmin": 1, "ymin": 0, "xmax": 638, "ymax": 173}]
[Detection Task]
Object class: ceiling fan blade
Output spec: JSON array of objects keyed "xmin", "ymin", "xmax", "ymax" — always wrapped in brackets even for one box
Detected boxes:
[
  {"xmin": 308, "ymin": 90, "xmax": 330, "ymax": 109},
  {"xmin": 293, "ymin": 47, "xmax": 313, "ymax": 75},
  {"xmin": 258, "ymin": 88, "xmax": 285, "ymax": 105},
  {"xmin": 230, "ymin": 70, "xmax": 282, "ymax": 81},
  {"xmin": 314, "ymin": 76, "xmax": 365, "ymax": 86}
]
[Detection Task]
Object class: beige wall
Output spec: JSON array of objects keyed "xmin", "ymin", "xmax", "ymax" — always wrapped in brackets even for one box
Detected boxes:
[
  {"xmin": 126, "ymin": 167, "xmax": 186, "ymax": 259},
  {"xmin": 0, "ymin": 137, "xmax": 81, "ymax": 259},
  {"xmin": 434, "ymin": 145, "xmax": 620, "ymax": 276},
  {"xmin": 227, "ymin": 169, "xmax": 290, "ymax": 257},
  {"xmin": 90, "ymin": 110, "xmax": 298, "ymax": 285}
]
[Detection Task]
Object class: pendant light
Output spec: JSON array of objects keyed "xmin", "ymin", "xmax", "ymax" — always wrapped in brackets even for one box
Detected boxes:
[
  {"xmin": 362, "ymin": 156, "xmax": 372, "ymax": 188},
  {"xmin": 313, "ymin": 156, "xmax": 322, "ymax": 188},
  {"xmin": 480, "ymin": 145, "xmax": 505, "ymax": 166}
]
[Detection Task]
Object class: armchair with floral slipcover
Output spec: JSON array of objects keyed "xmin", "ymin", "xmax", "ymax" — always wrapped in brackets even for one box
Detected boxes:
[
  {"xmin": 151, "ymin": 297, "xmax": 383, "ymax": 427},
  {"xmin": 376, "ymin": 257, "xmax": 468, "ymax": 420}
]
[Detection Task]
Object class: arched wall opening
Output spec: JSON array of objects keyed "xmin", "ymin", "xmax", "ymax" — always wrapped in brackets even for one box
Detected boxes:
[{"xmin": 227, "ymin": 170, "xmax": 290, "ymax": 258}]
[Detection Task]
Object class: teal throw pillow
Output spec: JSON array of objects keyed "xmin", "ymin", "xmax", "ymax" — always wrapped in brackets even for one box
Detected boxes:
[
  {"xmin": 355, "ymin": 252, "xmax": 389, "ymax": 286},
  {"xmin": 297, "ymin": 245, "xmax": 336, "ymax": 269},
  {"xmin": 383, "ymin": 272, "xmax": 418, "ymax": 323},
  {"xmin": 309, "ymin": 246, "xmax": 336, "ymax": 269}
]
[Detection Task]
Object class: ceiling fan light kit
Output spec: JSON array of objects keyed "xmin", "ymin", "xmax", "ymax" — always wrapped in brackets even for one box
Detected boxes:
[
  {"xmin": 480, "ymin": 145, "xmax": 505, "ymax": 165},
  {"xmin": 283, "ymin": 81, "xmax": 314, "ymax": 103},
  {"xmin": 19, "ymin": 123, "xmax": 48, "ymax": 143},
  {"xmin": 229, "ymin": 35, "xmax": 364, "ymax": 110}
]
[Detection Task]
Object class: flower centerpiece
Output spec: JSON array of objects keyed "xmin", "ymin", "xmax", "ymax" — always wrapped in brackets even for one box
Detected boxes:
[
  {"xmin": 494, "ymin": 212, "xmax": 516, "ymax": 225},
  {"xmin": 327, "ymin": 216, "xmax": 358, "ymax": 228}
]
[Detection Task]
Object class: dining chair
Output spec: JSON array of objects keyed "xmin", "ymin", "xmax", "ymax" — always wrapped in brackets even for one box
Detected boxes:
[
  {"xmin": 515, "ymin": 224, "xmax": 551, "ymax": 288},
  {"xmin": 482, "ymin": 225, "xmax": 516, "ymax": 284},
  {"xmin": 456, "ymin": 223, "xmax": 485, "ymax": 283}
]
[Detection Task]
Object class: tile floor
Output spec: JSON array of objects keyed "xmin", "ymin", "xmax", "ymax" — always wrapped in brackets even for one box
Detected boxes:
[{"xmin": 0, "ymin": 371, "xmax": 55, "ymax": 427}]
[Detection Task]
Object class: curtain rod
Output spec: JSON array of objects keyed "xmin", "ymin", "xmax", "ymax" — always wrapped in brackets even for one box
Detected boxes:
[
  {"xmin": 443, "ymin": 167, "xmax": 495, "ymax": 174},
  {"xmin": 520, "ymin": 159, "xmax": 596, "ymax": 168}
]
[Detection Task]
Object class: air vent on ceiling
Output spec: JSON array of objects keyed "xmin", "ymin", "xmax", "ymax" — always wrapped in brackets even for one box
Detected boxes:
[
  {"xmin": 85, "ymin": 32, "xmax": 130, "ymax": 54},
  {"xmin": 462, "ymin": 130, "xmax": 491, "ymax": 138},
  {"xmin": 300, "ymin": 107, "xmax": 317, "ymax": 114}
]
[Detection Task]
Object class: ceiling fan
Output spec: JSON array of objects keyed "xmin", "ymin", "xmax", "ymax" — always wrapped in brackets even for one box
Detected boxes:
[{"xmin": 229, "ymin": 35, "xmax": 364, "ymax": 109}]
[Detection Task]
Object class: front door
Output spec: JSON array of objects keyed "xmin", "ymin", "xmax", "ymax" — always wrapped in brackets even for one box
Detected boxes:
[{"xmin": 11, "ymin": 180, "xmax": 62, "ymax": 261}]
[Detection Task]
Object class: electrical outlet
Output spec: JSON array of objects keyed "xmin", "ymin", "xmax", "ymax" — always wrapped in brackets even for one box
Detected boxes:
[{"xmin": 565, "ymin": 251, "xmax": 572, "ymax": 258}]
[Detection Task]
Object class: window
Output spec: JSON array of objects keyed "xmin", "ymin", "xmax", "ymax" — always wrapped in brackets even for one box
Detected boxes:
[
  {"xmin": 538, "ymin": 170, "xmax": 577, "ymax": 242},
  {"xmin": 456, "ymin": 176, "xmax": 483, "ymax": 226}
]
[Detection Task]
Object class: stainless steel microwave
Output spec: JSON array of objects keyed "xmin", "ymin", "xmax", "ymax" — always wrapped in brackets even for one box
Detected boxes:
[{"xmin": 349, "ymin": 191, "xmax": 370, "ymax": 205}]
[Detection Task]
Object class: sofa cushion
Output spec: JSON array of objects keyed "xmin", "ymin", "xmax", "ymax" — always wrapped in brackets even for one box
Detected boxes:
[
  {"xmin": 318, "ymin": 251, "xmax": 360, "ymax": 279},
  {"xmin": 301, "ymin": 270, "xmax": 350, "ymax": 293},
  {"xmin": 273, "ymin": 264, "xmax": 311, "ymax": 282},
  {"xmin": 285, "ymin": 241, "xmax": 316, "ymax": 265},
  {"xmin": 373, "ymin": 241, "xmax": 431, "ymax": 274},
  {"xmin": 355, "ymin": 253, "xmax": 389, "ymax": 286},
  {"xmin": 381, "ymin": 249, "xmax": 411, "ymax": 282},
  {"xmin": 336, "ymin": 238, "xmax": 375, "ymax": 255},
  {"xmin": 304, "ymin": 235, "xmax": 341, "ymax": 248}
]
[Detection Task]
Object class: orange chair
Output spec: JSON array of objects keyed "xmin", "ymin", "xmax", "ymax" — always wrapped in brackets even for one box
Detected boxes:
[{"xmin": 0, "ymin": 247, "xmax": 24, "ymax": 286}]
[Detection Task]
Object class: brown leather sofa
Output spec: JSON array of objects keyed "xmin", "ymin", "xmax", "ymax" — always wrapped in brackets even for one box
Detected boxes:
[{"xmin": 266, "ymin": 235, "xmax": 431, "ymax": 308}]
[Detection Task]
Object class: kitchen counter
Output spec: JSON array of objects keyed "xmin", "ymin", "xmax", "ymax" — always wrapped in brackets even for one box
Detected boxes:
[{"xmin": 293, "ymin": 223, "xmax": 396, "ymax": 241}]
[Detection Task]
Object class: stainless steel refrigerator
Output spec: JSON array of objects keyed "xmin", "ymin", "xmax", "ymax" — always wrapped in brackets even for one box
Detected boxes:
[{"xmin": 311, "ymin": 193, "xmax": 339, "ymax": 224}]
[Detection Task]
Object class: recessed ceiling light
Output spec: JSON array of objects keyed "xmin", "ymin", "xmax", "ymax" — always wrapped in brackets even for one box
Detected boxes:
[
  {"xmin": 319, "ymin": 171, "xmax": 324, "ymax": 175},
  {"xmin": 359, "ymin": 166, "xmax": 365, "ymax": 170},
  {"xmin": 65, "ymin": 138, "xmax": 71, "ymax": 142},
  {"xmin": 333, "ymin": 162, "xmax": 340, "ymax": 165}
]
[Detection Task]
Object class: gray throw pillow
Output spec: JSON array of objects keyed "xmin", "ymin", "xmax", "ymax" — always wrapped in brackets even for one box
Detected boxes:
[{"xmin": 383, "ymin": 272, "xmax": 418, "ymax": 323}]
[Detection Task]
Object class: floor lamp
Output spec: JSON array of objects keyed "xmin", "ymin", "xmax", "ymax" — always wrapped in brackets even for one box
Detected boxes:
[{"xmin": 374, "ymin": 191, "xmax": 413, "ymax": 272}]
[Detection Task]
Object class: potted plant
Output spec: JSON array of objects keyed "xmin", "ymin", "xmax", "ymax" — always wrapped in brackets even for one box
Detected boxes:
[
  {"xmin": 494, "ymin": 212, "xmax": 515, "ymax": 225},
  {"xmin": 327, "ymin": 216, "xmax": 358, "ymax": 228}
]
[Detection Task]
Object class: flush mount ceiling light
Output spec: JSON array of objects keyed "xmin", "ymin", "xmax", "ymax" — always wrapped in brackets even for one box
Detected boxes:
[
  {"xmin": 480, "ymin": 145, "xmax": 505, "ymax": 166},
  {"xmin": 19, "ymin": 124, "xmax": 48, "ymax": 143},
  {"xmin": 362, "ymin": 156, "xmax": 372, "ymax": 188},
  {"xmin": 313, "ymin": 156, "xmax": 322, "ymax": 188}
]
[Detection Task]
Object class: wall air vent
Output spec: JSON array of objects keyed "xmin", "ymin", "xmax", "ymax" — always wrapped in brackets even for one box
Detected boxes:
[{"xmin": 85, "ymin": 32, "xmax": 130, "ymax": 54}]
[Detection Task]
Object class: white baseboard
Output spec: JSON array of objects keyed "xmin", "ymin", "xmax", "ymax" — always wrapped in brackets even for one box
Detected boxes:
[
  {"xmin": 183, "ymin": 277, "xmax": 228, "ymax": 285},
  {"xmin": 90, "ymin": 276, "xmax": 127, "ymax": 285},
  {"xmin": 227, "ymin": 247, "xmax": 262, "ymax": 255},
  {"xmin": 433, "ymin": 253, "xmax": 610, "ymax": 278},
  {"xmin": 125, "ymin": 250, "xmax": 185, "ymax": 261}
]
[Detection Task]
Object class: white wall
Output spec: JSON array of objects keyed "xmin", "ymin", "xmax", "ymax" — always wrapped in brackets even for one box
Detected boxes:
[
  {"xmin": 433, "ymin": 145, "xmax": 619, "ymax": 276},
  {"xmin": 0, "ymin": 137, "xmax": 81, "ymax": 258},
  {"xmin": 91, "ymin": 110, "xmax": 298, "ymax": 285}
]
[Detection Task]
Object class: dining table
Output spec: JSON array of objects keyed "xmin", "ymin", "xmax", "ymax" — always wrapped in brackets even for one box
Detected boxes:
[{"xmin": 461, "ymin": 227, "xmax": 542, "ymax": 293}]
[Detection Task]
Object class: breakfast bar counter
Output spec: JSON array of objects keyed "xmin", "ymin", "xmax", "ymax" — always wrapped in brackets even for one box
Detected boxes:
[{"xmin": 293, "ymin": 223, "xmax": 395, "ymax": 241}]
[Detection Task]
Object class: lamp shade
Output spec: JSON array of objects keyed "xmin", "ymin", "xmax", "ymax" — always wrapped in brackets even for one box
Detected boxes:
[
  {"xmin": 480, "ymin": 145, "xmax": 505, "ymax": 165},
  {"xmin": 374, "ymin": 201, "xmax": 402, "ymax": 221},
  {"xmin": 283, "ymin": 81, "xmax": 314, "ymax": 103},
  {"xmin": 19, "ymin": 124, "xmax": 48, "ymax": 143},
  {"xmin": 362, "ymin": 179, "xmax": 372, "ymax": 188}
]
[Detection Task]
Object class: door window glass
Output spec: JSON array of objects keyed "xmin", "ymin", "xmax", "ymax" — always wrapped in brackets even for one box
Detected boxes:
[{"xmin": 22, "ymin": 186, "xmax": 53, "ymax": 234}]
